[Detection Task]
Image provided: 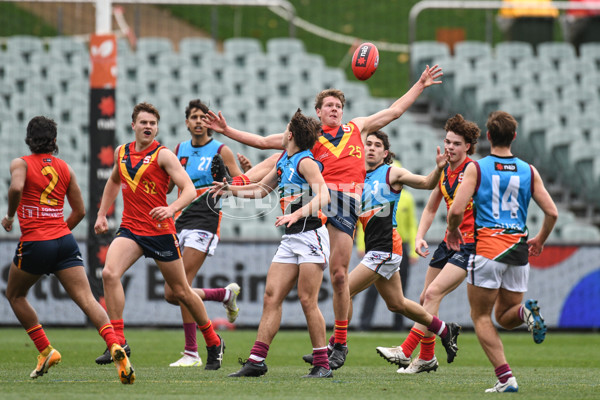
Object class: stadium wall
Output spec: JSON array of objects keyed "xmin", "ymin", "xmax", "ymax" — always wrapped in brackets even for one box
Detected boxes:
[{"xmin": 1, "ymin": 240, "xmax": 598, "ymax": 330}]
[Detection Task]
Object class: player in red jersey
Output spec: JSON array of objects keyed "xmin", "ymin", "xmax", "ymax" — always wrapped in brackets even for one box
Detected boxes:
[
  {"xmin": 376, "ymin": 114, "xmax": 480, "ymax": 372},
  {"xmin": 203, "ymin": 65, "xmax": 443, "ymax": 368},
  {"xmin": 164, "ymin": 99, "xmax": 244, "ymax": 368},
  {"xmin": 2, "ymin": 116, "xmax": 134, "ymax": 384},
  {"xmin": 94, "ymin": 103, "xmax": 225, "ymax": 371}
]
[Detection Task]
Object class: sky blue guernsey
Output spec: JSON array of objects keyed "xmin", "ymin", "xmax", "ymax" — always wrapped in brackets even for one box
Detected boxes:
[
  {"xmin": 473, "ymin": 154, "xmax": 533, "ymax": 265},
  {"xmin": 359, "ymin": 164, "xmax": 403, "ymax": 254},
  {"xmin": 276, "ymin": 149, "xmax": 324, "ymax": 235},
  {"xmin": 174, "ymin": 138, "xmax": 224, "ymax": 233}
]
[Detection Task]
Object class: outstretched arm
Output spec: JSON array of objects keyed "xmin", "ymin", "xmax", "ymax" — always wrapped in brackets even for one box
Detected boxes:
[
  {"xmin": 389, "ymin": 146, "xmax": 447, "ymax": 191},
  {"xmin": 202, "ymin": 110, "xmax": 284, "ymax": 150},
  {"xmin": 353, "ymin": 65, "xmax": 443, "ymax": 138},
  {"xmin": 211, "ymin": 168, "xmax": 278, "ymax": 199}
]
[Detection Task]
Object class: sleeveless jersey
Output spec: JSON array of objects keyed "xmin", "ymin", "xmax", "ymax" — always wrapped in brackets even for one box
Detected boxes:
[
  {"xmin": 174, "ymin": 138, "xmax": 224, "ymax": 234},
  {"xmin": 277, "ymin": 149, "xmax": 325, "ymax": 235},
  {"xmin": 311, "ymin": 121, "xmax": 366, "ymax": 195},
  {"xmin": 359, "ymin": 164, "xmax": 403, "ymax": 254},
  {"xmin": 17, "ymin": 154, "xmax": 72, "ymax": 241},
  {"xmin": 473, "ymin": 155, "xmax": 534, "ymax": 264},
  {"xmin": 440, "ymin": 157, "xmax": 476, "ymax": 244},
  {"xmin": 118, "ymin": 140, "xmax": 176, "ymax": 236}
]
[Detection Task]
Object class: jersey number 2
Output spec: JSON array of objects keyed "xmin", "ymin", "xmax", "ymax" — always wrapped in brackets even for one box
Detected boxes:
[{"xmin": 40, "ymin": 166, "xmax": 59, "ymax": 206}]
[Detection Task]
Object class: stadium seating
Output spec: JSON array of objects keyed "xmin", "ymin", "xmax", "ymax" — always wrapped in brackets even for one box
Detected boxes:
[
  {"xmin": 454, "ymin": 40, "xmax": 493, "ymax": 67},
  {"xmin": 136, "ymin": 37, "xmax": 174, "ymax": 65},
  {"xmin": 560, "ymin": 222, "xmax": 600, "ymax": 243},
  {"xmin": 410, "ymin": 41, "xmax": 450, "ymax": 80},
  {"xmin": 494, "ymin": 41, "xmax": 534, "ymax": 68},
  {"xmin": 266, "ymin": 37, "xmax": 305, "ymax": 66},
  {"xmin": 47, "ymin": 36, "xmax": 88, "ymax": 62},
  {"xmin": 558, "ymin": 58, "xmax": 596, "ymax": 85},
  {"xmin": 2, "ymin": 34, "xmax": 600, "ymax": 240},
  {"xmin": 579, "ymin": 42, "xmax": 600, "ymax": 70},
  {"xmin": 537, "ymin": 42, "xmax": 577, "ymax": 69},
  {"xmin": 5, "ymin": 35, "xmax": 44, "ymax": 62},
  {"xmin": 223, "ymin": 37, "xmax": 262, "ymax": 66},
  {"xmin": 287, "ymin": 53, "xmax": 326, "ymax": 83},
  {"xmin": 318, "ymin": 67, "xmax": 347, "ymax": 90},
  {"xmin": 178, "ymin": 37, "xmax": 217, "ymax": 66}
]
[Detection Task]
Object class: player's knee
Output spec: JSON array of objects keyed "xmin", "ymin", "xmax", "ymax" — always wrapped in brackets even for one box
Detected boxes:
[
  {"xmin": 423, "ymin": 286, "xmax": 441, "ymax": 305},
  {"xmin": 387, "ymin": 301, "xmax": 406, "ymax": 314},
  {"xmin": 297, "ymin": 292, "xmax": 318, "ymax": 311},
  {"xmin": 330, "ymin": 269, "xmax": 347, "ymax": 288},
  {"xmin": 164, "ymin": 285, "xmax": 177, "ymax": 305},
  {"xmin": 169, "ymin": 284, "xmax": 192, "ymax": 304},
  {"xmin": 4, "ymin": 287, "xmax": 22, "ymax": 304},
  {"xmin": 101, "ymin": 266, "xmax": 122, "ymax": 284},
  {"xmin": 262, "ymin": 290, "xmax": 277, "ymax": 308}
]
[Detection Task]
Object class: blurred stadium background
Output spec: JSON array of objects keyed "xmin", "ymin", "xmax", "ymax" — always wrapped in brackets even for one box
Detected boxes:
[{"xmin": 0, "ymin": 0, "xmax": 599, "ymax": 330}]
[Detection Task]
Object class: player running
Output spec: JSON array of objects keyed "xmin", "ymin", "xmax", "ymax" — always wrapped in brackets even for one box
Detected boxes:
[
  {"xmin": 2, "ymin": 116, "xmax": 134, "ymax": 384},
  {"xmin": 447, "ymin": 111, "xmax": 557, "ymax": 392},
  {"xmin": 376, "ymin": 114, "xmax": 480, "ymax": 373}
]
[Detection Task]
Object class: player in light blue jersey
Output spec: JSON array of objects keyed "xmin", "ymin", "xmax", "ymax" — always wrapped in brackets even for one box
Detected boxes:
[
  {"xmin": 166, "ymin": 99, "xmax": 244, "ymax": 369},
  {"xmin": 447, "ymin": 111, "xmax": 558, "ymax": 393},
  {"xmin": 212, "ymin": 110, "xmax": 332, "ymax": 378}
]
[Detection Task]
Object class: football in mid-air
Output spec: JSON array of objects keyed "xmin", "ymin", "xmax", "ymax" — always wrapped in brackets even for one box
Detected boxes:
[{"xmin": 351, "ymin": 42, "xmax": 379, "ymax": 81}]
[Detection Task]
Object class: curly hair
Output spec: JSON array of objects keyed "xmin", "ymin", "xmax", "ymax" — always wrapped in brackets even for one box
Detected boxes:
[
  {"xmin": 444, "ymin": 114, "xmax": 480, "ymax": 155},
  {"xmin": 367, "ymin": 131, "xmax": 396, "ymax": 165},
  {"xmin": 132, "ymin": 102, "xmax": 160, "ymax": 123},
  {"xmin": 288, "ymin": 109, "xmax": 320, "ymax": 151},
  {"xmin": 185, "ymin": 99, "xmax": 213, "ymax": 136},
  {"xmin": 314, "ymin": 88, "xmax": 345, "ymax": 110},
  {"xmin": 26, "ymin": 116, "xmax": 59, "ymax": 154},
  {"xmin": 486, "ymin": 111, "xmax": 517, "ymax": 148}
]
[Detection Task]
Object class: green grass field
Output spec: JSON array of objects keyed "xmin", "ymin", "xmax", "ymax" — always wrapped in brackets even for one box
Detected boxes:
[{"xmin": 0, "ymin": 327, "xmax": 598, "ymax": 399}]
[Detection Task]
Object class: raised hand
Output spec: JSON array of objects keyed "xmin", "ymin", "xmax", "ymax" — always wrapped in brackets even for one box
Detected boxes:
[
  {"xmin": 420, "ymin": 64, "xmax": 443, "ymax": 88},
  {"xmin": 201, "ymin": 110, "xmax": 228, "ymax": 134},
  {"xmin": 435, "ymin": 146, "xmax": 450, "ymax": 169}
]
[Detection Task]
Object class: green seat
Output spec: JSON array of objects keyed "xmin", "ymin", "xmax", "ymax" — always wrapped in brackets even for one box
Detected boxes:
[
  {"xmin": 560, "ymin": 222, "xmax": 600, "ymax": 243},
  {"xmin": 47, "ymin": 36, "xmax": 87, "ymax": 62},
  {"xmin": 5, "ymin": 35, "xmax": 44, "ymax": 62},
  {"xmin": 223, "ymin": 38, "xmax": 263, "ymax": 66},
  {"xmin": 454, "ymin": 40, "xmax": 492, "ymax": 67},
  {"xmin": 178, "ymin": 37, "xmax": 216, "ymax": 67},
  {"xmin": 136, "ymin": 37, "xmax": 174, "ymax": 65},
  {"xmin": 537, "ymin": 42, "xmax": 576, "ymax": 69},
  {"xmin": 266, "ymin": 37, "xmax": 306, "ymax": 66},
  {"xmin": 495, "ymin": 41, "xmax": 534, "ymax": 68},
  {"xmin": 580, "ymin": 42, "xmax": 600, "ymax": 70},
  {"xmin": 558, "ymin": 58, "xmax": 596, "ymax": 85},
  {"xmin": 410, "ymin": 41, "xmax": 450, "ymax": 80}
]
